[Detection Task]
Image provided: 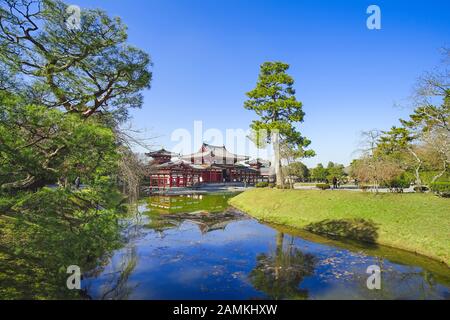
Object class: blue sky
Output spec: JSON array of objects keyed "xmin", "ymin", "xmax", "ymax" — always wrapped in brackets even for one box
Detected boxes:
[{"xmin": 76, "ymin": 0, "xmax": 449, "ymax": 166}]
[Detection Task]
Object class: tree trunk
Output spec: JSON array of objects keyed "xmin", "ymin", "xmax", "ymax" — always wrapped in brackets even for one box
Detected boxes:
[
  {"xmin": 286, "ymin": 157, "xmax": 294, "ymax": 189},
  {"xmin": 409, "ymin": 148, "xmax": 423, "ymax": 191},
  {"xmin": 273, "ymin": 132, "xmax": 283, "ymax": 188},
  {"xmin": 275, "ymin": 232, "xmax": 284, "ymax": 281},
  {"xmin": 0, "ymin": 174, "xmax": 36, "ymax": 190},
  {"xmin": 431, "ymin": 160, "xmax": 448, "ymax": 183}
]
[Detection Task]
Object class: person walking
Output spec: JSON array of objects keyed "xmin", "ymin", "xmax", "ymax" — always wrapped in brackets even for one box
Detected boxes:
[{"xmin": 74, "ymin": 176, "xmax": 81, "ymax": 189}]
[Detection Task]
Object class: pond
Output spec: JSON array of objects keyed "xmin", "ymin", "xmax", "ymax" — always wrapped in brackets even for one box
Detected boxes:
[{"xmin": 82, "ymin": 193, "xmax": 450, "ymax": 300}]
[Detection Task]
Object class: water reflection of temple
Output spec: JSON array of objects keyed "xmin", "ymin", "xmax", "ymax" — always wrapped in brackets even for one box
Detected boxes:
[
  {"xmin": 148, "ymin": 194, "xmax": 230, "ymax": 214},
  {"xmin": 145, "ymin": 194, "xmax": 247, "ymax": 235},
  {"xmin": 146, "ymin": 210, "xmax": 247, "ymax": 235},
  {"xmin": 186, "ymin": 218, "xmax": 241, "ymax": 234}
]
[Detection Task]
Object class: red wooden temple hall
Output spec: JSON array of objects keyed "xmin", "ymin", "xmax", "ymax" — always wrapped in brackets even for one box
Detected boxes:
[{"xmin": 147, "ymin": 143, "xmax": 261, "ymax": 189}]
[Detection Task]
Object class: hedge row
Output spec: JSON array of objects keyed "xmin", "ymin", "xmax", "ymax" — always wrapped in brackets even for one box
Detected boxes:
[{"xmin": 430, "ymin": 182, "xmax": 450, "ymax": 197}]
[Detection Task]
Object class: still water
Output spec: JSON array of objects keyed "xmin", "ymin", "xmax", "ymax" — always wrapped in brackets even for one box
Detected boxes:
[{"xmin": 82, "ymin": 193, "xmax": 450, "ymax": 300}]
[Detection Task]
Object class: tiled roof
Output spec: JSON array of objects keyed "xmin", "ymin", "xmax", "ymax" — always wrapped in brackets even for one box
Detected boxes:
[
  {"xmin": 181, "ymin": 143, "xmax": 249, "ymax": 161},
  {"xmin": 246, "ymin": 158, "xmax": 271, "ymax": 167},
  {"xmin": 146, "ymin": 148, "xmax": 179, "ymax": 157}
]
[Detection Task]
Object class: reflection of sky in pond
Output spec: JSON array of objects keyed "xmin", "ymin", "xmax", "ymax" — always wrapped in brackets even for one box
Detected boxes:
[{"xmin": 82, "ymin": 195, "xmax": 450, "ymax": 300}]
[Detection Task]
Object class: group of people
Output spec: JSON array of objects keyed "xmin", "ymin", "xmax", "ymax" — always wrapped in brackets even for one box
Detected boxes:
[{"xmin": 332, "ymin": 177, "xmax": 341, "ymax": 189}]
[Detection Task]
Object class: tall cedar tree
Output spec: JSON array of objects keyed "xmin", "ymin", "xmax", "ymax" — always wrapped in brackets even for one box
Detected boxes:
[{"xmin": 244, "ymin": 62, "xmax": 313, "ymax": 186}]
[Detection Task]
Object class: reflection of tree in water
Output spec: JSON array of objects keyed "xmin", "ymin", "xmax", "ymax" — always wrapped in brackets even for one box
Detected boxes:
[
  {"xmin": 333, "ymin": 256, "xmax": 447, "ymax": 300},
  {"xmin": 87, "ymin": 217, "xmax": 144, "ymax": 300},
  {"xmin": 99, "ymin": 246, "xmax": 139, "ymax": 300},
  {"xmin": 249, "ymin": 232, "xmax": 316, "ymax": 300},
  {"xmin": 395, "ymin": 269, "xmax": 442, "ymax": 300},
  {"xmin": 366, "ymin": 260, "xmax": 445, "ymax": 300}
]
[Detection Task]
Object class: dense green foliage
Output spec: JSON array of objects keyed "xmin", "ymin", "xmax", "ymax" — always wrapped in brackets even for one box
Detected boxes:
[
  {"xmin": 0, "ymin": 0, "xmax": 152, "ymax": 120},
  {"xmin": 310, "ymin": 162, "xmax": 346, "ymax": 183},
  {"xmin": 283, "ymin": 162, "xmax": 310, "ymax": 181},
  {"xmin": 325, "ymin": 162, "xmax": 346, "ymax": 182},
  {"xmin": 0, "ymin": 0, "xmax": 152, "ymax": 299},
  {"xmin": 310, "ymin": 163, "xmax": 327, "ymax": 182},
  {"xmin": 0, "ymin": 93, "xmax": 119, "ymax": 191},
  {"xmin": 230, "ymin": 189, "xmax": 450, "ymax": 266},
  {"xmin": 0, "ymin": 94, "xmax": 130, "ymax": 298}
]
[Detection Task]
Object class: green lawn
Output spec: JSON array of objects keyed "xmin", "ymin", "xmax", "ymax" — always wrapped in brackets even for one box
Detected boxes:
[{"xmin": 229, "ymin": 189, "xmax": 450, "ymax": 266}]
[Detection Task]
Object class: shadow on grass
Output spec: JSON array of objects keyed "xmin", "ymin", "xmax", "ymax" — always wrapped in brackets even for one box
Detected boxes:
[{"xmin": 305, "ymin": 218, "xmax": 379, "ymax": 243}]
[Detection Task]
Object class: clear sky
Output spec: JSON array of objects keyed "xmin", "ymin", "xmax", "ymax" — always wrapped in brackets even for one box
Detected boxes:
[{"xmin": 76, "ymin": 0, "xmax": 449, "ymax": 166}]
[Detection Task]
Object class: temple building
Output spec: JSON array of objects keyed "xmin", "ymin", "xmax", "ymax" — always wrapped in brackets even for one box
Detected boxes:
[
  {"xmin": 246, "ymin": 158, "xmax": 275, "ymax": 182},
  {"xmin": 146, "ymin": 143, "xmax": 262, "ymax": 190}
]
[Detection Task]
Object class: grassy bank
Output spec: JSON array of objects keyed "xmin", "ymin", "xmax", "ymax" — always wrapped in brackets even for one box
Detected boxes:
[{"xmin": 229, "ymin": 189, "xmax": 450, "ymax": 266}]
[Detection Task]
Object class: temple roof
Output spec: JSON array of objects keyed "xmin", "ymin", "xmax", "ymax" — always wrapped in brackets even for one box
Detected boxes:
[
  {"xmin": 153, "ymin": 160, "xmax": 259, "ymax": 172},
  {"xmin": 246, "ymin": 158, "xmax": 271, "ymax": 167},
  {"xmin": 156, "ymin": 160, "xmax": 203, "ymax": 170},
  {"xmin": 146, "ymin": 148, "xmax": 179, "ymax": 157},
  {"xmin": 180, "ymin": 143, "xmax": 249, "ymax": 161}
]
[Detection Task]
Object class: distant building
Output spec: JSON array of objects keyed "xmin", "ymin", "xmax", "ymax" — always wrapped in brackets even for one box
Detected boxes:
[
  {"xmin": 246, "ymin": 158, "xmax": 275, "ymax": 183},
  {"xmin": 146, "ymin": 143, "xmax": 263, "ymax": 189}
]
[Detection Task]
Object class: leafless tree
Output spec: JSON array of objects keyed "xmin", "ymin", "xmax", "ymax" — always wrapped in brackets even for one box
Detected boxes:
[
  {"xmin": 351, "ymin": 156, "xmax": 404, "ymax": 192},
  {"xmin": 357, "ymin": 129, "xmax": 382, "ymax": 157},
  {"xmin": 114, "ymin": 124, "xmax": 159, "ymax": 202}
]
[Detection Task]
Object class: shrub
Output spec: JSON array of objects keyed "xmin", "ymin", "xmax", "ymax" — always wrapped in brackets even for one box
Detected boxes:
[
  {"xmin": 276, "ymin": 184, "xmax": 292, "ymax": 189},
  {"xmin": 255, "ymin": 182, "xmax": 269, "ymax": 188},
  {"xmin": 383, "ymin": 176, "xmax": 410, "ymax": 189},
  {"xmin": 268, "ymin": 183, "xmax": 275, "ymax": 188},
  {"xmin": 414, "ymin": 186, "xmax": 429, "ymax": 193},
  {"xmin": 360, "ymin": 185, "xmax": 370, "ymax": 192},
  {"xmin": 430, "ymin": 182, "xmax": 450, "ymax": 197},
  {"xmin": 316, "ymin": 183, "xmax": 330, "ymax": 190}
]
